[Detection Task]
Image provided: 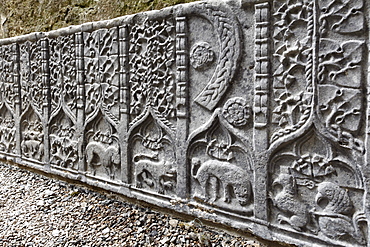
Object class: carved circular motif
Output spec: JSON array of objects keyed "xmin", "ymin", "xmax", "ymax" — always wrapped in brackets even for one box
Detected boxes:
[
  {"xmin": 222, "ymin": 97, "xmax": 251, "ymax": 127},
  {"xmin": 190, "ymin": 42, "xmax": 215, "ymax": 70}
]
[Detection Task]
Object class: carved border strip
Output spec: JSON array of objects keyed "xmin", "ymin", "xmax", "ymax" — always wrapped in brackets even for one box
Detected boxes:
[{"xmin": 175, "ymin": 16, "xmax": 189, "ymax": 198}]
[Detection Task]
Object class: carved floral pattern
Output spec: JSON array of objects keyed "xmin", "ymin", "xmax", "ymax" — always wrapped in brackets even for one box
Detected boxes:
[
  {"xmin": 84, "ymin": 28, "xmax": 120, "ymax": 125},
  {"xmin": 190, "ymin": 42, "xmax": 214, "ymax": 70},
  {"xmin": 271, "ymin": 0, "xmax": 314, "ymax": 143},
  {"xmin": 0, "ymin": 45, "xmax": 17, "ymax": 111},
  {"xmin": 222, "ymin": 97, "xmax": 251, "ymax": 127}
]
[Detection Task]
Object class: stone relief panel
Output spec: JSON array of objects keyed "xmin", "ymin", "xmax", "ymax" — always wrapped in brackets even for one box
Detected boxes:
[
  {"xmin": 84, "ymin": 27, "xmax": 120, "ymax": 126},
  {"xmin": 20, "ymin": 108, "xmax": 44, "ymax": 162},
  {"xmin": 128, "ymin": 110, "xmax": 176, "ymax": 196},
  {"xmin": 0, "ymin": 44, "xmax": 17, "ymax": 155},
  {"xmin": 48, "ymin": 35, "xmax": 79, "ymax": 170},
  {"xmin": 269, "ymin": 130, "xmax": 366, "ymax": 245},
  {"xmin": 49, "ymin": 35, "xmax": 77, "ymax": 120},
  {"xmin": 267, "ymin": 0, "xmax": 367, "ymax": 245},
  {"xmin": 127, "ymin": 17, "xmax": 178, "ymax": 196},
  {"xmin": 49, "ymin": 113, "xmax": 78, "ymax": 170},
  {"xmin": 85, "ymin": 112, "xmax": 120, "ymax": 180},
  {"xmin": 129, "ymin": 18, "xmax": 176, "ymax": 129},
  {"xmin": 188, "ymin": 104, "xmax": 254, "ymax": 214},
  {"xmin": 19, "ymin": 40, "xmax": 45, "ymax": 163},
  {"xmin": 0, "ymin": 0, "xmax": 369, "ymax": 246}
]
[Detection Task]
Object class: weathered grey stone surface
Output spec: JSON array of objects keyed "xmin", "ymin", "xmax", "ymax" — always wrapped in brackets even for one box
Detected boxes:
[{"xmin": 0, "ymin": 0, "xmax": 368, "ymax": 246}]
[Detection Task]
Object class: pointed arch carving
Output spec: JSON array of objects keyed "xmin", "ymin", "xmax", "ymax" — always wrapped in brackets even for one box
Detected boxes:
[
  {"xmin": 187, "ymin": 109, "xmax": 254, "ymax": 214},
  {"xmin": 20, "ymin": 106, "xmax": 44, "ymax": 162},
  {"xmin": 128, "ymin": 108, "xmax": 176, "ymax": 196},
  {"xmin": 49, "ymin": 109, "xmax": 78, "ymax": 170}
]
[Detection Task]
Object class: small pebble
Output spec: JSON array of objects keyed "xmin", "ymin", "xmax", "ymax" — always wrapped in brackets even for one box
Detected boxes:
[
  {"xmin": 169, "ymin": 219, "xmax": 178, "ymax": 228},
  {"xmin": 0, "ymin": 162, "xmax": 273, "ymax": 247}
]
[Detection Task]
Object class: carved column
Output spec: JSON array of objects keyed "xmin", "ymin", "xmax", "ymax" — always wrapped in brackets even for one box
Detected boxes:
[
  {"xmin": 12, "ymin": 43, "xmax": 22, "ymax": 157},
  {"xmin": 119, "ymin": 24, "xmax": 130, "ymax": 184},
  {"xmin": 253, "ymin": 1, "xmax": 270, "ymax": 220},
  {"xmin": 41, "ymin": 38, "xmax": 51, "ymax": 167},
  {"xmin": 175, "ymin": 16, "xmax": 189, "ymax": 198},
  {"xmin": 75, "ymin": 31, "xmax": 86, "ymax": 176}
]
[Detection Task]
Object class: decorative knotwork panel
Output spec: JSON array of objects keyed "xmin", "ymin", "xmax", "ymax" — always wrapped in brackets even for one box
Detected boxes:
[{"xmin": 0, "ymin": 1, "xmax": 368, "ymax": 246}]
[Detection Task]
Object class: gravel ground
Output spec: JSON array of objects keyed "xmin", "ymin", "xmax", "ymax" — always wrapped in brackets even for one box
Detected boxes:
[{"xmin": 0, "ymin": 162, "xmax": 267, "ymax": 247}]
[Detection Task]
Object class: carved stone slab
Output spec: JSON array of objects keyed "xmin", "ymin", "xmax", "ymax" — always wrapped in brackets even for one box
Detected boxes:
[{"xmin": 0, "ymin": 0, "xmax": 369, "ymax": 246}]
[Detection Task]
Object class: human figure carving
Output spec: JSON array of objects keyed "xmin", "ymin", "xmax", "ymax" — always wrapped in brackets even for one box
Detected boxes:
[
  {"xmin": 192, "ymin": 158, "xmax": 251, "ymax": 206},
  {"xmin": 271, "ymin": 173, "xmax": 309, "ymax": 231}
]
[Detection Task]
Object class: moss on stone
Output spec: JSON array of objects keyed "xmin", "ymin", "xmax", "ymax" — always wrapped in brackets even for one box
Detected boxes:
[{"xmin": 0, "ymin": 0, "xmax": 198, "ymax": 38}]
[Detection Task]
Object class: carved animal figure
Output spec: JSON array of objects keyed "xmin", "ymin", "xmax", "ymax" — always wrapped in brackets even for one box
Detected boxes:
[
  {"xmin": 85, "ymin": 141, "xmax": 120, "ymax": 179},
  {"xmin": 313, "ymin": 182, "xmax": 365, "ymax": 245},
  {"xmin": 192, "ymin": 158, "xmax": 252, "ymax": 206},
  {"xmin": 271, "ymin": 173, "xmax": 309, "ymax": 231},
  {"xmin": 134, "ymin": 153, "xmax": 176, "ymax": 194},
  {"xmin": 21, "ymin": 131, "xmax": 44, "ymax": 160}
]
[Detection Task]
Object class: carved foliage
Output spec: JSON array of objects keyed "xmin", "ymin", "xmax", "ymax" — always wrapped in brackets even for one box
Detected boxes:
[
  {"xmin": 129, "ymin": 111, "xmax": 176, "ymax": 195},
  {"xmin": 85, "ymin": 113, "xmax": 120, "ymax": 180},
  {"xmin": 271, "ymin": 0, "xmax": 314, "ymax": 143},
  {"xmin": 49, "ymin": 35, "xmax": 77, "ymax": 118},
  {"xmin": 317, "ymin": 39, "xmax": 365, "ymax": 153},
  {"xmin": 84, "ymin": 28, "xmax": 120, "ymax": 125},
  {"xmin": 0, "ymin": 44, "xmax": 16, "ymax": 111},
  {"xmin": 188, "ymin": 109, "xmax": 253, "ymax": 213},
  {"xmin": 20, "ymin": 41, "xmax": 43, "ymax": 115},
  {"xmin": 129, "ymin": 19, "xmax": 176, "ymax": 126},
  {"xmin": 319, "ymin": 0, "xmax": 364, "ymax": 36}
]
